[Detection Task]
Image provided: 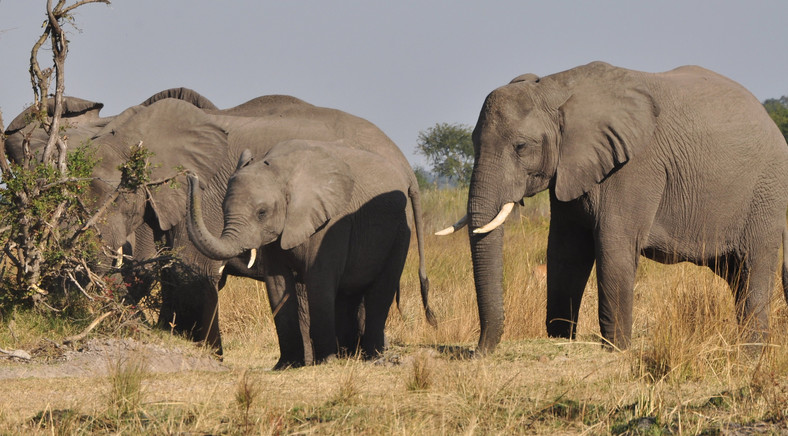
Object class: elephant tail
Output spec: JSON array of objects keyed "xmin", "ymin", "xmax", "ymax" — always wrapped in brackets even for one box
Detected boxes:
[
  {"xmin": 783, "ymin": 225, "xmax": 788, "ymax": 305},
  {"xmin": 409, "ymin": 183, "xmax": 438, "ymax": 328}
]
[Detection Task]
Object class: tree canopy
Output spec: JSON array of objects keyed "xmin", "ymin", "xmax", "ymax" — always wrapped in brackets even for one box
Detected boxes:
[
  {"xmin": 416, "ymin": 122, "xmax": 474, "ymax": 186},
  {"xmin": 764, "ymin": 96, "xmax": 788, "ymax": 142}
]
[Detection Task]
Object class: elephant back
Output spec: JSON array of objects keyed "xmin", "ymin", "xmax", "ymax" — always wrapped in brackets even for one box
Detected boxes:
[
  {"xmin": 140, "ymin": 87, "xmax": 219, "ymax": 111},
  {"xmin": 217, "ymin": 95, "xmax": 314, "ymax": 117}
]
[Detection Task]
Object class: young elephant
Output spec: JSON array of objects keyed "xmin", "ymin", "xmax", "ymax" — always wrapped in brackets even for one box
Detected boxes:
[{"xmin": 187, "ymin": 140, "xmax": 436, "ymax": 362}]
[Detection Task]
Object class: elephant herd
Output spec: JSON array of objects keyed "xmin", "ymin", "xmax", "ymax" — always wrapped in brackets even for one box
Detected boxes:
[{"xmin": 4, "ymin": 61, "xmax": 788, "ymax": 367}]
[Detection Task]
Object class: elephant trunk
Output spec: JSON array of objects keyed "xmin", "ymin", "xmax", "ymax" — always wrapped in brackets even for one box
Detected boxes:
[
  {"xmin": 467, "ymin": 175, "xmax": 507, "ymax": 355},
  {"xmin": 186, "ymin": 174, "xmax": 245, "ymax": 260}
]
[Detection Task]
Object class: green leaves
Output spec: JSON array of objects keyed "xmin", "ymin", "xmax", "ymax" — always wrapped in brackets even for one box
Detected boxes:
[
  {"xmin": 117, "ymin": 142, "xmax": 154, "ymax": 191},
  {"xmin": 416, "ymin": 122, "xmax": 474, "ymax": 187},
  {"xmin": 764, "ymin": 97, "xmax": 788, "ymax": 142}
]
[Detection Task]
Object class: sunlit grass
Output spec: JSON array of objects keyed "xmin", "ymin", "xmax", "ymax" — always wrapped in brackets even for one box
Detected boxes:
[{"xmin": 2, "ymin": 187, "xmax": 788, "ymax": 434}]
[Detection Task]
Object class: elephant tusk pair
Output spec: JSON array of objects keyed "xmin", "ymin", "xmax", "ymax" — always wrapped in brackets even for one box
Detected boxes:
[
  {"xmin": 247, "ymin": 248, "xmax": 257, "ymax": 269},
  {"xmin": 435, "ymin": 202, "xmax": 515, "ymax": 236}
]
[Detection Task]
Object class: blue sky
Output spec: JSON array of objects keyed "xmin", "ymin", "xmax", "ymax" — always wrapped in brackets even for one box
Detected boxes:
[{"xmin": 2, "ymin": 1, "xmax": 787, "ymax": 167}]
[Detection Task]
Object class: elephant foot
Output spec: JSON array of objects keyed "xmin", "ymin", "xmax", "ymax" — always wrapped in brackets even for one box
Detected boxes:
[
  {"xmin": 600, "ymin": 336, "xmax": 630, "ymax": 352},
  {"xmin": 315, "ymin": 353, "xmax": 338, "ymax": 365},
  {"xmin": 272, "ymin": 358, "xmax": 305, "ymax": 370},
  {"xmin": 739, "ymin": 329, "xmax": 769, "ymax": 359}
]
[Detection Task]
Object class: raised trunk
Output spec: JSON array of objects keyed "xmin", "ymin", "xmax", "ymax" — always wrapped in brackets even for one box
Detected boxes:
[
  {"xmin": 467, "ymin": 177, "xmax": 506, "ymax": 355},
  {"xmin": 186, "ymin": 174, "xmax": 245, "ymax": 260}
]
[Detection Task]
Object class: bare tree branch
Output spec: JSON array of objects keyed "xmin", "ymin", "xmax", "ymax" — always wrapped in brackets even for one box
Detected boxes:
[
  {"xmin": 62, "ymin": 311, "xmax": 112, "ymax": 344},
  {"xmin": 61, "ymin": 0, "xmax": 111, "ymax": 15},
  {"xmin": 0, "ymin": 109, "xmax": 10, "ymax": 178}
]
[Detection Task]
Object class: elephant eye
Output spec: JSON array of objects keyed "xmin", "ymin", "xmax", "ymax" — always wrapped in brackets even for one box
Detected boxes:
[{"xmin": 257, "ymin": 209, "xmax": 267, "ymax": 220}]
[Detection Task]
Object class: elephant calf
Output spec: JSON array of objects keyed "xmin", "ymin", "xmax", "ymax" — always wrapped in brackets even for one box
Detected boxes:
[{"xmin": 187, "ymin": 140, "xmax": 436, "ymax": 363}]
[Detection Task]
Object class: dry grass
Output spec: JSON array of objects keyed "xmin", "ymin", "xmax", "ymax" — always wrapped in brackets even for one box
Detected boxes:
[{"xmin": 2, "ymin": 187, "xmax": 788, "ymax": 434}]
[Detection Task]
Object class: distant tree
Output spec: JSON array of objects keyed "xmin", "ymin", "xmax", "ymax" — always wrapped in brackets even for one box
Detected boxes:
[
  {"xmin": 764, "ymin": 96, "xmax": 788, "ymax": 141},
  {"xmin": 415, "ymin": 123, "xmax": 474, "ymax": 186},
  {"xmin": 413, "ymin": 166, "xmax": 432, "ymax": 191}
]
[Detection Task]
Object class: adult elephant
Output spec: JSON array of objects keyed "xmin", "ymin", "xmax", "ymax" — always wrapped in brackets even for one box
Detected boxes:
[
  {"xmin": 4, "ymin": 90, "xmax": 428, "ymax": 368},
  {"xmin": 4, "ymin": 92, "xmax": 230, "ymax": 351},
  {"xmin": 187, "ymin": 140, "xmax": 437, "ymax": 362},
  {"xmin": 440, "ymin": 61, "xmax": 788, "ymax": 353}
]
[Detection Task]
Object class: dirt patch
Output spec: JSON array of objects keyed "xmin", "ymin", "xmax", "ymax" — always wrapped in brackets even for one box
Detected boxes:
[{"xmin": 0, "ymin": 338, "xmax": 227, "ymax": 379}]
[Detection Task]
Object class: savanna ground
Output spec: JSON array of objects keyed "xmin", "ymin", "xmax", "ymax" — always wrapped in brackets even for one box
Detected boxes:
[{"xmin": 1, "ymin": 189, "xmax": 787, "ymax": 434}]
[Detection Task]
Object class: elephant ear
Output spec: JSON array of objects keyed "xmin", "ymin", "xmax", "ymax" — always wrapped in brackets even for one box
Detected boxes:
[
  {"xmin": 276, "ymin": 141, "xmax": 355, "ymax": 251},
  {"xmin": 235, "ymin": 149, "xmax": 254, "ymax": 171},
  {"xmin": 554, "ymin": 70, "xmax": 660, "ymax": 201},
  {"xmin": 108, "ymin": 98, "xmax": 229, "ymax": 231},
  {"xmin": 6, "ymin": 96, "xmax": 103, "ymax": 133}
]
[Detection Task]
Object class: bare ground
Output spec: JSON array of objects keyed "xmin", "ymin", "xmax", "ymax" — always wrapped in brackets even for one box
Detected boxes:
[{"xmin": 0, "ymin": 337, "xmax": 227, "ymax": 380}]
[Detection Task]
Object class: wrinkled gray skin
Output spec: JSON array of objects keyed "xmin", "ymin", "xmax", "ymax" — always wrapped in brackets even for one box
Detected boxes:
[
  {"xmin": 466, "ymin": 61, "xmax": 788, "ymax": 353},
  {"xmin": 4, "ymin": 89, "xmax": 420, "ymax": 368},
  {"xmin": 187, "ymin": 140, "xmax": 436, "ymax": 362}
]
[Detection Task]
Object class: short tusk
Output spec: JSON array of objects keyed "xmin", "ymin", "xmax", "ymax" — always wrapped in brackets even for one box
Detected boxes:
[
  {"xmin": 115, "ymin": 247, "xmax": 124, "ymax": 268},
  {"xmin": 218, "ymin": 264, "xmax": 225, "ymax": 276},
  {"xmin": 473, "ymin": 202, "xmax": 515, "ymax": 234},
  {"xmin": 247, "ymin": 248, "xmax": 257, "ymax": 269},
  {"xmin": 435, "ymin": 214, "xmax": 469, "ymax": 236}
]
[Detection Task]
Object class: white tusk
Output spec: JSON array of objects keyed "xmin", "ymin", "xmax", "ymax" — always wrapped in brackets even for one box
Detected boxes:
[
  {"xmin": 247, "ymin": 248, "xmax": 257, "ymax": 269},
  {"xmin": 218, "ymin": 264, "xmax": 225, "ymax": 276},
  {"xmin": 473, "ymin": 202, "xmax": 515, "ymax": 234},
  {"xmin": 435, "ymin": 214, "xmax": 469, "ymax": 236},
  {"xmin": 115, "ymin": 247, "xmax": 124, "ymax": 267}
]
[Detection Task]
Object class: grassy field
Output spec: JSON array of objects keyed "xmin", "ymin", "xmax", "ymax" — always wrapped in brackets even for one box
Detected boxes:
[{"xmin": 1, "ymin": 188, "xmax": 788, "ymax": 434}]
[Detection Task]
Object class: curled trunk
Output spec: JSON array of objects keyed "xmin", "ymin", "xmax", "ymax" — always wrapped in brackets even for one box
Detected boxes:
[{"xmin": 186, "ymin": 174, "xmax": 244, "ymax": 260}]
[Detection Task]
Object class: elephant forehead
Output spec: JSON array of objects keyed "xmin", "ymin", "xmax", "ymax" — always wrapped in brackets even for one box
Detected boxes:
[
  {"xmin": 484, "ymin": 87, "xmax": 539, "ymax": 123},
  {"xmin": 226, "ymin": 172, "xmax": 279, "ymax": 204}
]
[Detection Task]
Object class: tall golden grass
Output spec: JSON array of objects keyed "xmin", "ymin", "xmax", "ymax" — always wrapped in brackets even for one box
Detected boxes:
[
  {"xmin": 220, "ymin": 185, "xmax": 788, "ymax": 380},
  {"xmin": 3, "ymin": 187, "xmax": 787, "ymax": 434}
]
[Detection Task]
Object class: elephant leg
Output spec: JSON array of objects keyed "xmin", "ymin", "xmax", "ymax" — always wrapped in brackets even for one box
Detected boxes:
[
  {"xmin": 197, "ymin": 286, "xmax": 222, "ymax": 355},
  {"xmin": 158, "ymin": 265, "xmax": 223, "ymax": 356},
  {"xmin": 305, "ymin": 277, "xmax": 338, "ymax": 363},
  {"xmin": 360, "ymin": 225, "xmax": 409, "ymax": 358},
  {"xmin": 715, "ymin": 248, "xmax": 777, "ymax": 344},
  {"xmin": 335, "ymin": 292, "xmax": 363, "ymax": 356},
  {"xmin": 545, "ymin": 217, "xmax": 595, "ymax": 340},
  {"xmin": 594, "ymin": 237, "xmax": 639, "ymax": 350},
  {"xmin": 263, "ymin": 255, "xmax": 306, "ymax": 369},
  {"xmin": 295, "ymin": 281, "xmax": 314, "ymax": 365},
  {"xmin": 360, "ymin": 282, "xmax": 398, "ymax": 359}
]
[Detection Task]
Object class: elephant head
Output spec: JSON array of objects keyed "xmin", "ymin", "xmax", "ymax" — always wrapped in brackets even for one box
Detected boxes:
[
  {"xmin": 187, "ymin": 140, "xmax": 354, "ymax": 260},
  {"xmin": 86, "ymin": 98, "xmax": 229, "ymax": 254},
  {"xmin": 3, "ymin": 90, "xmax": 226, "ymax": 258},
  {"xmin": 458, "ymin": 62, "xmax": 660, "ymax": 354}
]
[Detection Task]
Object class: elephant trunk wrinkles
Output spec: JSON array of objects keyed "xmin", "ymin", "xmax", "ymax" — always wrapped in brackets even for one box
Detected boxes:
[
  {"xmin": 186, "ymin": 174, "xmax": 245, "ymax": 260},
  {"xmin": 468, "ymin": 175, "xmax": 507, "ymax": 355}
]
